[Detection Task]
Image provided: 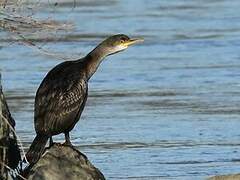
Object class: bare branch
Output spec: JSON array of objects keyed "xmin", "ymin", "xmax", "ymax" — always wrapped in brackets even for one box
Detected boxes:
[{"xmin": 0, "ymin": 0, "xmax": 77, "ymax": 59}]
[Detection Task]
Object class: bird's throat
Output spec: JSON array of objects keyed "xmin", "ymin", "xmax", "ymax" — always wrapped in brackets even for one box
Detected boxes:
[{"xmin": 84, "ymin": 46, "xmax": 108, "ymax": 80}]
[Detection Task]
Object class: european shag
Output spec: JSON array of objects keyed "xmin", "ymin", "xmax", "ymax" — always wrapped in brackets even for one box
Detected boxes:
[{"xmin": 26, "ymin": 34, "xmax": 143, "ymax": 164}]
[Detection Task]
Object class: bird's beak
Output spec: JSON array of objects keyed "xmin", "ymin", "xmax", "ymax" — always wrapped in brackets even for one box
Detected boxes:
[{"xmin": 123, "ymin": 38, "xmax": 144, "ymax": 47}]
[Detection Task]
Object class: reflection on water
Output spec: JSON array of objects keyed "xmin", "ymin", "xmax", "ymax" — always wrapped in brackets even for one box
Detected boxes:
[{"xmin": 1, "ymin": 0, "xmax": 240, "ymax": 179}]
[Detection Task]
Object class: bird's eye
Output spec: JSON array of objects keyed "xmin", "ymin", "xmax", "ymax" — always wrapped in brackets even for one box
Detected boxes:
[{"xmin": 120, "ymin": 39, "xmax": 125, "ymax": 43}]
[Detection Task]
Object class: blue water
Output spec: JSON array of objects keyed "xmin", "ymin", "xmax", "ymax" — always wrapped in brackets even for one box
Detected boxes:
[{"xmin": 1, "ymin": 0, "xmax": 240, "ymax": 179}]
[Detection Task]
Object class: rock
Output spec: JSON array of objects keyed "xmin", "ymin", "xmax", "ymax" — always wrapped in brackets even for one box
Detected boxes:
[
  {"xmin": 208, "ymin": 174, "xmax": 240, "ymax": 180},
  {"xmin": 25, "ymin": 144, "xmax": 105, "ymax": 180}
]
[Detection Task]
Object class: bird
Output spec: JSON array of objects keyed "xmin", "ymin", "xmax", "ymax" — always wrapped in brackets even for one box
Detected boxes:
[{"xmin": 26, "ymin": 34, "xmax": 143, "ymax": 164}]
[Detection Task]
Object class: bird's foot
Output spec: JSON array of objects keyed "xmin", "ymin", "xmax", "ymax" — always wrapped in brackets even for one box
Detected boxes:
[
  {"xmin": 62, "ymin": 141, "xmax": 73, "ymax": 147},
  {"xmin": 49, "ymin": 142, "xmax": 56, "ymax": 148},
  {"xmin": 49, "ymin": 137, "xmax": 55, "ymax": 147}
]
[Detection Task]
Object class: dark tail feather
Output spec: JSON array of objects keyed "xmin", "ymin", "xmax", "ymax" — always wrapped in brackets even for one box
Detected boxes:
[{"xmin": 26, "ymin": 134, "xmax": 48, "ymax": 164}]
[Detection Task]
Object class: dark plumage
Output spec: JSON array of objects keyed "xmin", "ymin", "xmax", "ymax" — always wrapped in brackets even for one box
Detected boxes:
[{"xmin": 26, "ymin": 34, "xmax": 143, "ymax": 164}]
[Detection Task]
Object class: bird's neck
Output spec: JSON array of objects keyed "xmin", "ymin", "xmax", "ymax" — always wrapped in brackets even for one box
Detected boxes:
[{"xmin": 83, "ymin": 45, "xmax": 108, "ymax": 80}]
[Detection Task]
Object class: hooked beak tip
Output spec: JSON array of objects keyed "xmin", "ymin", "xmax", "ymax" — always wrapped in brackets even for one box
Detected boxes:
[
  {"xmin": 124, "ymin": 38, "xmax": 144, "ymax": 46},
  {"xmin": 130, "ymin": 38, "xmax": 144, "ymax": 43}
]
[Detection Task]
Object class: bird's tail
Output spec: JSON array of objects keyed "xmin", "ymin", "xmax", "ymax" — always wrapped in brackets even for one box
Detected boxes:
[{"xmin": 26, "ymin": 134, "xmax": 48, "ymax": 164}]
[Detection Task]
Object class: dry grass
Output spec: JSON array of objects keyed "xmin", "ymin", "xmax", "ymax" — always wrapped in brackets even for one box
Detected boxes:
[
  {"xmin": 0, "ymin": 0, "xmax": 74, "ymax": 34},
  {"xmin": 0, "ymin": 105, "xmax": 27, "ymax": 178},
  {"xmin": 0, "ymin": 161, "xmax": 27, "ymax": 180},
  {"xmin": 0, "ymin": 0, "xmax": 76, "ymax": 59}
]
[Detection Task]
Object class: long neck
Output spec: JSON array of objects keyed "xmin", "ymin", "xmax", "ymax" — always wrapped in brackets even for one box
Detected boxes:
[{"xmin": 82, "ymin": 45, "xmax": 109, "ymax": 80}]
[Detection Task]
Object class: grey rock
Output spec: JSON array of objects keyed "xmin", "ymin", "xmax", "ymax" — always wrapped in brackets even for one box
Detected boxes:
[
  {"xmin": 208, "ymin": 174, "xmax": 240, "ymax": 180},
  {"xmin": 26, "ymin": 144, "xmax": 105, "ymax": 180}
]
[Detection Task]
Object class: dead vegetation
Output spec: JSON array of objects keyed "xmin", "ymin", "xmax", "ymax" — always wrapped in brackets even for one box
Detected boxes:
[
  {"xmin": 0, "ymin": 0, "xmax": 74, "ymax": 35},
  {"xmin": 0, "ymin": 0, "xmax": 76, "ymax": 59}
]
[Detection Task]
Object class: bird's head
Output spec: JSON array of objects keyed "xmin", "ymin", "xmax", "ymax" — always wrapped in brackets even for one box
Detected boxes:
[{"xmin": 99, "ymin": 34, "xmax": 144, "ymax": 56}]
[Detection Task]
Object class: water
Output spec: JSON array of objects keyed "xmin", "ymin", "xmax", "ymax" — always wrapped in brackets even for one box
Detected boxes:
[{"xmin": 1, "ymin": 0, "xmax": 240, "ymax": 179}]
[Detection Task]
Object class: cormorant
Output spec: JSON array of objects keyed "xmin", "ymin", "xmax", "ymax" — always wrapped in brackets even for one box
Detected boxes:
[{"xmin": 26, "ymin": 34, "xmax": 143, "ymax": 164}]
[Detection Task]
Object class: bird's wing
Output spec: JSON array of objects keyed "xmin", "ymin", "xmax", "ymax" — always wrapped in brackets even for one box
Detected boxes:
[{"xmin": 34, "ymin": 78, "xmax": 87, "ymax": 134}]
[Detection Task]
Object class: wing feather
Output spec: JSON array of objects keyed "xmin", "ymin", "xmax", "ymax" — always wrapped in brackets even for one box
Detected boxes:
[{"xmin": 34, "ymin": 75, "xmax": 87, "ymax": 134}]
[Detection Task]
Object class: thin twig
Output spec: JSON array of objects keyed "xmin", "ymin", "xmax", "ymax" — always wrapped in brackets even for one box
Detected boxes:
[
  {"xmin": 17, "ymin": 34, "xmax": 79, "ymax": 60},
  {"xmin": 0, "ymin": 161, "xmax": 27, "ymax": 180},
  {"xmin": 0, "ymin": 0, "xmax": 78, "ymax": 60},
  {"xmin": 0, "ymin": 113, "xmax": 29, "ymax": 164}
]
